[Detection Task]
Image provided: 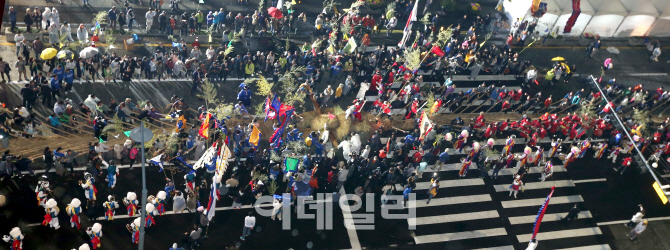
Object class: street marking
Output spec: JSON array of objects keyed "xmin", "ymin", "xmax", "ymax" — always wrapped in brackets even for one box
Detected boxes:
[
  {"xmin": 596, "ymin": 216, "xmax": 670, "ymax": 226},
  {"xmin": 339, "ymin": 186, "xmax": 362, "ymax": 250},
  {"xmin": 501, "ymin": 195, "xmax": 583, "ymax": 208},
  {"xmin": 422, "ymin": 165, "xmax": 567, "ymax": 177},
  {"xmin": 516, "ymin": 227, "xmax": 602, "ymax": 242},
  {"xmin": 414, "ymin": 228, "xmax": 508, "ymax": 244},
  {"xmin": 414, "ymin": 178, "xmax": 485, "ymax": 190},
  {"xmin": 27, "ymin": 203, "xmax": 273, "ymax": 226},
  {"xmin": 573, "ymin": 178, "xmax": 608, "ymax": 184},
  {"xmin": 624, "ymin": 73, "xmax": 668, "ymax": 76},
  {"xmin": 451, "ymin": 75, "xmax": 517, "ymax": 81},
  {"xmin": 412, "ymin": 210, "xmax": 499, "ymax": 226},
  {"xmin": 410, "ymin": 194, "xmax": 492, "ymax": 208},
  {"xmin": 493, "ymin": 180, "xmax": 574, "ymax": 192},
  {"xmin": 554, "ymin": 245, "xmax": 611, "ymax": 250},
  {"xmin": 508, "ymin": 211, "xmax": 592, "ymax": 225},
  {"xmin": 471, "ymin": 247, "xmax": 515, "ymax": 250}
]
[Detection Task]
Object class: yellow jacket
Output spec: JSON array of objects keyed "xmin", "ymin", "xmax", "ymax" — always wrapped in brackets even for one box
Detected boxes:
[
  {"xmin": 245, "ymin": 63, "xmax": 255, "ymax": 74},
  {"xmin": 335, "ymin": 86, "xmax": 343, "ymax": 97}
]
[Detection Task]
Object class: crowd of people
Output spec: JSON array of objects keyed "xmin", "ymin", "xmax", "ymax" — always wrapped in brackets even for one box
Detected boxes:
[{"xmin": 3, "ymin": 0, "xmax": 670, "ymax": 249}]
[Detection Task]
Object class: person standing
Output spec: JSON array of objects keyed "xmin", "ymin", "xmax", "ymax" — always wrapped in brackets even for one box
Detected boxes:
[
  {"xmin": 240, "ymin": 212, "xmax": 255, "ymax": 240},
  {"xmin": 108, "ymin": 7, "xmax": 118, "ymax": 30},
  {"xmin": 625, "ymin": 204, "xmax": 645, "ymax": 227},
  {"xmin": 145, "ymin": 8, "xmax": 156, "ymax": 33},
  {"xmin": 434, "ymin": 148, "xmax": 450, "ymax": 171},
  {"xmin": 526, "ymin": 239, "xmax": 538, "ymax": 250},
  {"xmin": 8, "ymin": 7, "xmax": 17, "ymax": 33},
  {"xmin": 628, "ymin": 220, "xmax": 648, "ymax": 241},
  {"xmin": 560, "ymin": 204, "xmax": 580, "ymax": 225}
]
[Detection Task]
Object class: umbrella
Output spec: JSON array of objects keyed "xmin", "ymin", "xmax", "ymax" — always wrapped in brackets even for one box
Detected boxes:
[
  {"xmin": 79, "ymin": 47, "xmax": 99, "ymax": 59},
  {"xmin": 40, "ymin": 48, "xmax": 58, "ymax": 60},
  {"xmin": 267, "ymin": 7, "xmax": 283, "ymax": 19},
  {"xmin": 56, "ymin": 50, "xmax": 74, "ymax": 59},
  {"xmin": 551, "ymin": 57, "xmax": 565, "ymax": 61}
]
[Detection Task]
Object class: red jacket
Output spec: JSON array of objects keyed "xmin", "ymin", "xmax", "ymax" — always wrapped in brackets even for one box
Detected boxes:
[{"xmin": 622, "ymin": 157, "xmax": 633, "ymax": 167}]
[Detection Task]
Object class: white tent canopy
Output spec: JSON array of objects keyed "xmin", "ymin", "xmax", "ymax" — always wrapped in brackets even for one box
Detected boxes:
[
  {"xmin": 523, "ymin": 0, "xmax": 563, "ymax": 35},
  {"xmin": 583, "ymin": 0, "xmax": 628, "ymax": 37},
  {"xmin": 648, "ymin": 1, "xmax": 670, "ymax": 36},
  {"xmin": 615, "ymin": 0, "xmax": 660, "ymax": 36},
  {"xmin": 503, "ymin": 0, "xmax": 534, "ymax": 25},
  {"xmin": 553, "ymin": 0, "xmax": 595, "ymax": 36}
]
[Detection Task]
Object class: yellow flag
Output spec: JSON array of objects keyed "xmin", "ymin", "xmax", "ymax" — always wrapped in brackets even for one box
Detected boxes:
[
  {"xmin": 249, "ymin": 125, "xmax": 261, "ymax": 147},
  {"xmin": 291, "ymin": 0, "xmax": 297, "ymax": 4},
  {"xmin": 208, "ymin": 34, "xmax": 212, "ymax": 43}
]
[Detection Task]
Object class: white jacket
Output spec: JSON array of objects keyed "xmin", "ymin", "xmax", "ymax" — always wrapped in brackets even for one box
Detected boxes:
[
  {"xmin": 77, "ymin": 27, "xmax": 88, "ymax": 42},
  {"xmin": 84, "ymin": 95, "xmax": 100, "ymax": 111}
]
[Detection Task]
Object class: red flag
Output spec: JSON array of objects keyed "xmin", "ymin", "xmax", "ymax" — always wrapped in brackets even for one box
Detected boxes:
[
  {"xmin": 564, "ymin": 0, "xmax": 581, "ymax": 33},
  {"xmin": 431, "ymin": 46, "xmax": 445, "ymax": 57},
  {"xmin": 532, "ymin": 186, "xmax": 556, "ymax": 239},
  {"xmin": 199, "ymin": 113, "xmax": 212, "ymax": 139}
]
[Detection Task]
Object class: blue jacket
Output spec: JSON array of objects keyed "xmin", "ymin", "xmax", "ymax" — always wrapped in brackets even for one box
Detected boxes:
[
  {"xmin": 52, "ymin": 68, "xmax": 64, "ymax": 79},
  {"xmin": 439, "ymin": 152, "xmax": 450, "ymax": 162},
  {"xmin": 64, "ymin": 71, "xmax": 74, "ymax": 84},
  {"xmin": 50, "ymin": 78, "xmax": 61, "ymax": 90},
  {"xmin": 48, "ymin": 116, "xmax": 61, "ymax": 127},
  {"xmin": 217, "ymin": 12, "xmax": 226, "ymax": 23},
  {"xmin": 314, "ymin": 141, "xmax": 324, "ymax": 154},
  {"xmin": 108, "ymin": 9, "xmax": 117, "ymax": 21},
  {"xmin": 303, "ymin": 156, "xmax": 311, "ymax": 167},
  {"xmin": 330, "ymin": 65, "xmax": 342, "ymax": 77},
  {"xmin": 9, "ymin": 10, "xmax": 17, "ymax": 22},
  {"xmin": 403, "ymin": 187, "xmax": 413, "ymax": 199}
]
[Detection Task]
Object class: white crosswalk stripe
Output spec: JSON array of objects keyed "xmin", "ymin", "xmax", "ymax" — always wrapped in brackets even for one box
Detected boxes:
[
  {"xmin": 409, "ymin": 194, "xmax": 492, "ymax": 208},
  {"xmin": 554, "ymin": 245, "xmax": 612, "ymax": 250},
  {"xmin": 493, "ymin": 180, "xmax": 575, "ymax": 192},
  {"xmin": 516, "ymin": 227, "xmax": 603, "ymax": 242},
  {"xmin": 413, "ymin": 210, "xmax": 500, "ymax": 226},
  {"xmin": 508, "ymin": 211, "xmax": 593, "ymax": 225},
  {"xmin": 414, "ymin": 178, "xmax": 484, "ymax": 190},
  {"xmin": 414, "ymin": 228, "xmax": 508, "ymax": 244},
  {"xmin": 501, "ymin": 195, "xmax": 584, "ymax": 209}
]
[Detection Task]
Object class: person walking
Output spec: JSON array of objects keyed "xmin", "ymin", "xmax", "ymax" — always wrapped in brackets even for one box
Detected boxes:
[
  {"xmin": 145, "ymin": 8, "xmax": 156, "ymax": 33},
  {"xmin": 509, "ymin": 175, "xmax": 522, "ymax": 198},
  {"xmin": 426, "ymin": 177, "xmax": 439, "ymax": 204},
  {"xmin": 240, "ymin": 212, "xmax": 255, "ymax": 240},
  {"xmin": 625, "ymin": 204, "xmax": 645, "ymax": 228},
  {"xmin": 434, "ymin": 148, "xmax": 450, "ymax": 171},
  {"xmin": 560, "ymin": 204, "xmax": 580, "ymax": 225},
  {"xmin": 628, "ymin": 220, "xmax": 648, "ymax": 241},
  {"xmin": 403, "ymin": 184, "xmax": 412, "ymax": 207}
]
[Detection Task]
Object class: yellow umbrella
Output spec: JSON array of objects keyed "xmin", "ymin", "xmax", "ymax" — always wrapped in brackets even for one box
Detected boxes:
[
  {"xmin": 560, "ymin": 62, "xmax": 571, "ymax": 74},
  {"xmin": 40, "ymin": 48, "xmax": 58, "ymax": 60},
  {"xmin": 551, "ymin": 57, "xmax": 565, "ymax": 61}
]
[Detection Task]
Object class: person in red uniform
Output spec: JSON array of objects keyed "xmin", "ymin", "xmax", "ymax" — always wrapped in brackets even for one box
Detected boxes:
[
  {"xmin": 371, "ymin": 71, "xmax": 382, "ymax": 86},
  {"xmin": 615, "ymin": 156, "xmax": 633, "ymax": 175},
  {"xmin": 405, "ymin": 99, "xmax": 419, "ymax": 120}
]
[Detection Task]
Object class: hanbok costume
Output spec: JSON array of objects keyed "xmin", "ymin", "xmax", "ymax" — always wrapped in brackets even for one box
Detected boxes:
[
  {"xmin": 540, "ymin": 162, "xmax": 553, "ymax": 182},
  {"xmin": 578, "ymin": 140, "xmax": 591, "ymax": 158},
  {"xmin": 35, "ymin": 178, "xmax": 51, "ymax": 207},
  {"xmin": 154, "ymin": 191, "xmax": 167, "ymax": 216},
  {"xmin": 81, "ymin": 173, "xmax": 98, "ymax": 200},
  {"xmin": 123, "ymin": 192, "xmax": 139, "ymax": 216},
  {"xmin": 459, "ymin": 157, "xmax": 472, "ymax": 177},
  {"xmin": 144, "ymin": 203, "xmax": 156, "ymax": 228},
  {"xmin": 86, "ymin": 223, "xmax": 103, "ymax": 249},
  {"xmin": 593, "ymin": 143, "xmax": 608, "ymax": 159},
  {"xmin": 42, "ymin": 199, "xmax": 60, "ymax": 229},
  {"xmin": 103, "ymin": 195, "xmax": 119, "ymax": 220},
  {"xmin": 531, "ymin": 146, "xmax": 544, "ymax": 166},
  {"xmin": 129, "ymin": 217, "xmax": 141, "ymax": 244},
  {"xmin": 548, "ymin": 140, "xmax": 560, "ymax": 158},
  {"xmin": 502, "ymin": 136, "xmax": 515, "ymax": 156},
  {"xmin": 65, "ymin": 198, "xmax": 82, "ymax": 229},
  {"xmin": 3, "ymin": 227, "xmax": 24, "ymax": 250}
]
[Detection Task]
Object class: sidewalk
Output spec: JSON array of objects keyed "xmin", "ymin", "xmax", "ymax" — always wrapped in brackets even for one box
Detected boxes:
[{"xmin": 603, "ymin": 221, "xmax": 670, "ymax": 250}]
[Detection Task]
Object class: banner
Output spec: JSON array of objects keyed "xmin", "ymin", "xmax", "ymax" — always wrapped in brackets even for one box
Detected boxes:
[
  {"xmin": 149, "ymin": 154, "xmax": 165, "ymax": 172},
  {"xmin": 563, "ymin": 0, "xmax": 581, "ymax": 33},
  {"xmin": 192, "ymin": 145, "xmax": 217, "ymax": 170},
  {"xmin": 398, "ymin": 0, "xmax": 419, "ymax": 48},
  {"xmin": 199, "ymin": 113, "xmax": 212, "ymax": 139},
  {"xmin": 532, "ymin": 186, "xmax": 556, "ymax": 239},
  {"xmin": 285, "ymin": 157, "xmax": 300, "ymax": 172},
  {"xmin": 418, "ymin": 112, "xmax": 433, "ymax": 141},
  {"xmin": 249, "ymin": 125, "xmax": 261, "ymax": 147}
]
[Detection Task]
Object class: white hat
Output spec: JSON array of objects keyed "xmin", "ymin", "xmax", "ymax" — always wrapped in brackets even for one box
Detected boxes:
[
  {"xmin": 157, "ymin": 191, "xmax": 167, "ymax": 200},
  {"xmin": 69, "ymin": 198, "xmax": 81, "ymax": 208},
  {"xmin": 127, "ymin": 192, "xmax": 137, "ymax": 201},
  {"xmin": 9, "ymin": 227, "xmax": 21, "ymax": 238},
  {"xmin": 108, "ymin": 195, "xmax": 114, "ymax": 201},
  {"xmin": 46, "ymin": 198, "xmax": 57, "ymax": 208},
  {"xmin": 145, "ymin": 203, "xmax": 155, "ymax": 213},
  {"xmin": 92, "ymin": 223, "xmax": 102, "ymax": 233},
  {"xmin": 133, "ymin": 217, "xmax": 142, "ymax": 228},
  {"xmin": 78, "ymin": 244, "xmax": 90, "ymax": 250}
]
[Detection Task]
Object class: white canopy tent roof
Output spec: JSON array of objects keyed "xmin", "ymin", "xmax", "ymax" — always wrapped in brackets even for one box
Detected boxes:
[
  {"xmin": 583, "ymin": 0, "xmax": 628, "ymax": 37},
  {"xmin": 615, "ymin": 0, "xmax": 660, "ymax": 36},
  {"xmin": 553, "ymin": 0, "xmax": 595, "ymax": 36},
  {"xmin": 647, "ymin": 0, "xmax": 670, "ymax": 36},
  {"xmin": 522, "ymin": 0, "xmax": 563, "ymax": 35},
  {"xmin": 503, "ymin": 0, "xmax": 534, "ymax": 25}
]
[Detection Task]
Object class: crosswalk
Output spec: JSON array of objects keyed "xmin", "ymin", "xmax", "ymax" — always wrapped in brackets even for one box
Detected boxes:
[{"xmin": 402, "ymin": 140, "xmax": 612, "ymax": 249}]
